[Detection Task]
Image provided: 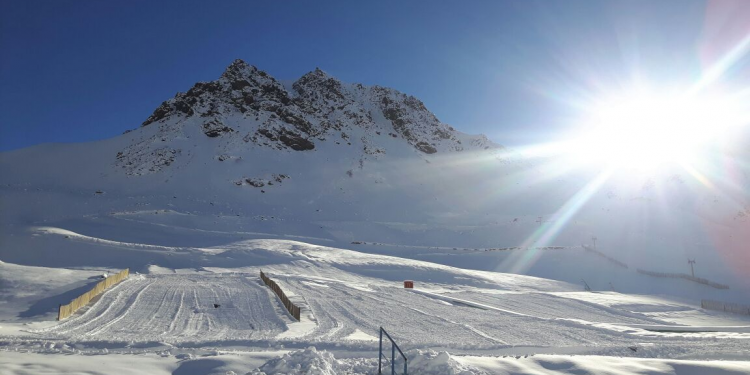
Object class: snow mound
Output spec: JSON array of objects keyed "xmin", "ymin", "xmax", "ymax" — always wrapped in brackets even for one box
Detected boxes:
[
  {"xmin": 247, "ymin": 347, "xmax": 341, "ymax": 375},
  {"xmin": 247, "ymin": 347, "xmax": 486, "ymax": 375},
  {"xmin": 407, "ymin": 349, "xmax": 487, "ymax": 375}
]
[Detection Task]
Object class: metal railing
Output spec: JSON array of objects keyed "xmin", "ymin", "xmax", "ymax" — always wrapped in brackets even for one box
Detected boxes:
[{"xmin": 378, "ymin": 326, "xmax": 407, "ymax": 375}]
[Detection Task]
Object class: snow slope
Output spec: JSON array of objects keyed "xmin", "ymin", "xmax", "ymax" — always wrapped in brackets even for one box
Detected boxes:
[
  {"xmin": 2, "ymin": 238, "xmax": 749, "ymax": 374},
  {"xmin": 1, "ymin": 60, "xmax": 749, "ymax": 374}
]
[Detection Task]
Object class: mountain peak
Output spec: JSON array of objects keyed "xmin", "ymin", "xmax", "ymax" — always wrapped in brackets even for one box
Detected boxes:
[
  {"xmin": 293, "ymin": 67, "xmax": 345, "ymax": 101},
  {"xmin": 312, "ymin": 67, "xmax": 330, "ymax": 77},
  {"xmin": 220, "ymin": 59, "xmax": 264, "ymax": 82},
  {"xmin": 230, "ymin": 58, "xmax": 250, "ymax": 68},
  {"xmin": 133, "ymin": 60, "xmax": 501, "ymax": 173}
]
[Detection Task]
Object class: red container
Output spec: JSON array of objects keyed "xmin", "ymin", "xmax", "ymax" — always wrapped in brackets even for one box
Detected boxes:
[{"xmin": 404, "ymin": 280, "xmax": 414, "ymax": 289}]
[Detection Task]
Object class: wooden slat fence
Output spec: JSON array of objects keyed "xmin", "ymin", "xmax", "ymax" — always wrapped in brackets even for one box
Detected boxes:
[
  {"xmin": 57, "ymin": 269, "xmax": 129, "ymax": 320},
  {"xmin": 260, "ymin": 270, "xmax": 301, "ymax": 321},
  {"xmin": 702, "ymin": 299, "xmax": 750, "ymax": 316}
]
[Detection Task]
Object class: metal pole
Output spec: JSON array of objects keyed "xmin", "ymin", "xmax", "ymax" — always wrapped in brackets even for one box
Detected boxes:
[
  {"xmin": 391, "ymin": 342, "xmax": 396, "ymax": 375},
  {"xmin": 378, "ymin": 327, "xmax": 383, "ymax": 374},
  {"xmin": 688, "ymin": 259, "xmax": 695, "ymax": 277}
]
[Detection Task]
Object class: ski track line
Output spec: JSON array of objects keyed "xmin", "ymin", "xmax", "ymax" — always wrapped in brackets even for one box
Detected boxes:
[
  {"xmin": 411, "ymin": 290, "xmax": 635, "ymax": 346},
  {"xmin": 138, "ymin": 283, "xmax": 175, "ymax": 335},
  {"xmin": 287, "ymin": 279, "xmax": 508, "ymax": 347},
  {"xmin": 166, "ymin": 289, "xmax": 185, "ymax": 335},
  {"xmin": 84, "ymin": 281, "xmax": 156, "ymax": 337},
  {"xmin": 44, "ymin": 277, "xmax": 153, "ymax": 337},
  {"xmin": 467, "ymin": 292, "xmax": 664, "ymax": 325},
  {"xmin": 403, "ymin": 303, "xmax": 508, "ymax": 346}
]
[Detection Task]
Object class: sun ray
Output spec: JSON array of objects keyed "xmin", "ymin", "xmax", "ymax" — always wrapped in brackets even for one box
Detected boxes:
[{"xmin": 502, "ymin": 167, "xmax": 614, "ymax": 274}]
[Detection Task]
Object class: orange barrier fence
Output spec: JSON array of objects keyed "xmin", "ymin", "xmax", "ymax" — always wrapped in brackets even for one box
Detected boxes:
[
  {"xmin": 57, "ymin": 269, "xmax": 129, "ymax": 320},
  {"xmin": 260, "ymin": 270, "xmax": 301, "ymax": 321}
]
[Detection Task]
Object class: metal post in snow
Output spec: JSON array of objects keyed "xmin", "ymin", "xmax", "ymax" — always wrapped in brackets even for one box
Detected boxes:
[
  {"xmin": 378, "ymin": 328, "xmax": 383, "ymax": 374},
  {"xmin": 688, "ymin": 259, "xmax": 696, "ymax": 277},
  {"xmin": 391, "ymin": 342, "xmax": 396, "ymax": 375}
]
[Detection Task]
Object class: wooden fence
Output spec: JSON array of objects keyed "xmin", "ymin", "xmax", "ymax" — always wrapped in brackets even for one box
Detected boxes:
[
  {"xmin": 636, "ymin": 268, "xmax": 729, "ymax": 289},
  {"xmin": 260, "ymin": 270, "xmax": 301, "ymax": 321},
  {"xmin": 702, "ymin": 299, "xmax": 750, "ymax": 316},
  {"xmin": 582, "ymin": 245, "xmax": 629, "ymax": 269},
  {"xmin": 57, "ymin": 269, "xmax": 129, "ymax": 320}
]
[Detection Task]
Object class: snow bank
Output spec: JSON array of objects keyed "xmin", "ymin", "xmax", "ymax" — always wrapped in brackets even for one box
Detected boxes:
[
  {"xmin": 406, "ymin": 349, "xmax": 487, "ymax": 375},
  {"xmin": 247, "ymin": 347, "xmax": 344, "ymax": 375},
  {"xmin": 246, "ymin": 347, "xmax": 486, "ymax": 375},
  {"xmin": 456, "ymin": 354, "xmax": 750, "ymax": 375}
]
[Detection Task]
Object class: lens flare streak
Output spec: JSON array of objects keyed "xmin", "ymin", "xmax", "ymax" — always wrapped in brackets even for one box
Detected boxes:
[{"xmin": 506, "ymin": 168, "xmax": 614, "ymax": 274}]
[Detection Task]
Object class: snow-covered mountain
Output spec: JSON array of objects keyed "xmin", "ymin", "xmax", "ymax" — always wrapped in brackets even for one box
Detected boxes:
[
  {"xmin": 119, "ymin": 59, "xmax": 499, "ymax": 177},
  {"xmin": 0, "ymin": 60, "xmax": 748, "ymax": 300},
  {"xmin": 2, "ymin": 60, "xmax": 750, "ymax": 374}
]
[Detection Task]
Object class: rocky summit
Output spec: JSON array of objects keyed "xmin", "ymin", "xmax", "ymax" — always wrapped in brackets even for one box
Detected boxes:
[{"xmin": 117, "ymin": 60, "xmax": 499, "ymax": 176}]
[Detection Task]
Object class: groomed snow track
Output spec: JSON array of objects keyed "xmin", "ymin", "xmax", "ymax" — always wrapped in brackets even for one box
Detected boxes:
[
  {"xmin": 17, "ymin": 259, "xmax": 750, "ymax": 360},
  {"xmin": 37, "ymin": 274, "xmax": 290, "ymax": 343}
]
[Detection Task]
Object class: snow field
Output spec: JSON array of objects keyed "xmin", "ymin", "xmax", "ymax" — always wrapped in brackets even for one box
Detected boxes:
[
  {"xmin": 1, "ymin": 238, "xmax": 749, "ymax": 374},
  {"xmin": 16, "ymin": 252, "xmax": 746, "ymax": 359}
]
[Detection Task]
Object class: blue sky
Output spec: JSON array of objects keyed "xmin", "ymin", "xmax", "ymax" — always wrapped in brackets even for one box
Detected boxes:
[{"xmin": 0, "ymin": 0, "xmax": 741, "ymax": 151}]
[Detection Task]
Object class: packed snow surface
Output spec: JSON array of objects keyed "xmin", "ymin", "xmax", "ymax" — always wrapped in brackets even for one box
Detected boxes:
[{"xmin": 2, "ymin": 238, "xmax": 749, "ymax": 374}]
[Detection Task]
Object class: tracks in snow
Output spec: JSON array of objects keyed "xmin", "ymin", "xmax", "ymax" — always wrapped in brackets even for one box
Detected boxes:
[
  {"xmin": 23, "ymin": 269, "xmax": 750, "ymax": 357},
  {"xmin": 39, "ymin": 274, "xmax": 290, "ymax": 343},
  {"xmin": 276, "ymin": 276, "xmax": 652, "ymax": 349}
]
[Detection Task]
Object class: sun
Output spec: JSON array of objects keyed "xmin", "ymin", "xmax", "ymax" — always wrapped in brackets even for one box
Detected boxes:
[{"xmin": 568, "ymin": 89, "xmax": 748, "ymax": 171}]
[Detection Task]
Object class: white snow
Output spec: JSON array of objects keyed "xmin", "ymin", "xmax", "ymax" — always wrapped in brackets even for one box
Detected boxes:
[{"xmin": 1, "ymin": 63, "xmax": 749, "ymax": 374}]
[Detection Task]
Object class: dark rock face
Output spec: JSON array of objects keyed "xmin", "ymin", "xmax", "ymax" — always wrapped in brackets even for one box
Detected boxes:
[
  {"xmin": 245, "ymin": 178, "xmax": 265, "ymax": 187},
  {"xmin": 142, "ymin": 102, "xmax": 172, "ymax": 126},
  {"xmin": 202, "ymin": 119, "xmax": 233, "ymax": 138},
  {"xmin": 141, "ymin": 59, "xmax": 289, "ymax": 130},
  {"xmin": 240, "ymin": 174, "xmax": 290, "ymax": 188},
  {"xmin": 415, "ymin": 142, "xmax": 437, "ymax": 154},
  {"xmin": 279, "ymin": 130, "xmax": 315, "ymax": 151}
]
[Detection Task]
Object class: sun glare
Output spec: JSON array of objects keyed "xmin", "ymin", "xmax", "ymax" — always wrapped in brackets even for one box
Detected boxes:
[{"xmin": 569, "ymin": 90, "xmax": 748, "ymax": 171}]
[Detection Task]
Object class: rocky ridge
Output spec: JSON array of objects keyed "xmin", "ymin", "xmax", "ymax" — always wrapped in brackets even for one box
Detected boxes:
[{"xmin": 116, "ymin": 59, "xmax": 501, "ymax": 175}]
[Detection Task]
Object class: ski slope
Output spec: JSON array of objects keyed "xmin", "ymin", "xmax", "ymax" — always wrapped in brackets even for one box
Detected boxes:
[
  {"xmin": 2, "ymin": 237, "xmax": 749, "ymax": 374},
  {"xmin": 36, "ymin": 274, "xmax": 289, "ymax": 343}
]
